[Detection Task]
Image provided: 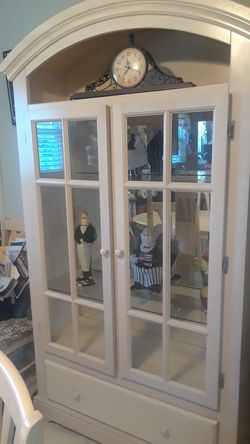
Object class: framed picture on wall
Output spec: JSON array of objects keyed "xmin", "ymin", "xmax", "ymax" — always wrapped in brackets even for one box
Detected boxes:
[{"xmin": 3, "ymin": 50, "xmax": 16, "ymax": 126}]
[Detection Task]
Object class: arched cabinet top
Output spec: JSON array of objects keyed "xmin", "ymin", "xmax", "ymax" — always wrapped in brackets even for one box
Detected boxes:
[{"xmin": 0, "ymin": 0, "xmax": 250, "ymax": 81}]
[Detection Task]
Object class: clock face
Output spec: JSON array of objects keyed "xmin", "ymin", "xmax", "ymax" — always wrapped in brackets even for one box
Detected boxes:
[{"xmin": 112, "ymin": 47, "xmax": 147, "ymax": 88}]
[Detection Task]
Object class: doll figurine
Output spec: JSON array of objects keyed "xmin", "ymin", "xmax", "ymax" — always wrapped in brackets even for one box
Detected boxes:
[
  {"xmin": 130, "ymin": 225, "xmax": 179, "ymax": 294},
  {"xmin": 74, "ymin": 211, "xmax": 97, "ymax": 286},
  {"xmin": 130, "ymin": 224, "xmax": 163, "ymax": 293}
]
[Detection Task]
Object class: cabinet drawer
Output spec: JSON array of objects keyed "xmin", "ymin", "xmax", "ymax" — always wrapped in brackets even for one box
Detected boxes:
[{"xmin": 46, "ymin": 361, "xmax": 217, "ymax": 444}]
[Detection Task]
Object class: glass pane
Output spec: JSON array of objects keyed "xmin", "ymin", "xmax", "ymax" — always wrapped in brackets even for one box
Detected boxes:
[
  {"xmin": 129, "ymin": 189, "xmax": 163, "ymax": 314},
  {"xmin": 171, "ymin": 111, "xmax": 213, "ymax": 184},
  {"xmin": 68, "ymin": 120, "xmax": 99, "ymax": 180},
  {"xmin": 72, "ymin": 188, "xmax": 103, "ymax": 303},
  {"xmin": 35, "ymin": 121, "xmax": 64, "ymax": 179},
  {"xmin": 171, "ymin": 192, "xmax": 210, "ymax": 324},
  {"xmin": 168, "ymin": 327, "xmax": 206, "ymax": 390},
  {"xmin": 77, "ymin": 306, "xmax": 105, "ymax": 360},
  {"xmin": 40, "ymin": 186, "xmax": 70, "ymax": 294},
  {"xmin": 48, "ymin": 298, "xmax": 73, "ymax": 349},
  {"xmin": 127, "ymin": 115, "xmax": 164, "ymax": 181},
  {"xmin": 131, "ymin": 317, "xmax": 162, "ymax": 377}
]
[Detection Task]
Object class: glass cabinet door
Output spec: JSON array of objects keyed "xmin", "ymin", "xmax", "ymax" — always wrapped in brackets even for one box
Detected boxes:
[
  {"xmin": 29, "ymin": 102, "xmax": 114, "ymax": 375},
  {"xmin": 113, "ymin": 85, "xmax": 228, "ymax": 408},
  {"xmin": 27, "ymin": 84, "xmax": 228, "ymax": 408}
]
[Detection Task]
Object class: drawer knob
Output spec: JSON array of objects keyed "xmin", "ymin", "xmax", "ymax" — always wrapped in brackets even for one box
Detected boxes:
[
  {"xmin": 100, "ymin": 248, "xmax": 109, "ymax": 257},
  {"xmin": 161, "ymin": 427, "xmax": 170, "ymax": 439},
  {"xmin": 73, "ymin": 392, "xmax": 80, "ymax": 401},
  {"xmin": 115, "ymin": 249, "xmax": 124, "ymax": 257}
]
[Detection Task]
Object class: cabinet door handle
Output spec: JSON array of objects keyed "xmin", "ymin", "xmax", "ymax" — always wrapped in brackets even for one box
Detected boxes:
[
  {"xmin": 161, "ymin": 427, "xmax": 170, "ymax": 439},
  {"xmin": 100, "ymin": 248, "xmax": 109, "ymax": 257},
  {"xmin": 115, "ymin": 249, "xmax": 124, "ymax": 257},
  {"xmin": 73, "ymin": 392, "xmax": 80, "ymax": 401}
]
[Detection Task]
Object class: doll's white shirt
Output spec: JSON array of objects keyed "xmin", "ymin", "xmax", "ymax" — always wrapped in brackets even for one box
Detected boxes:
[{"xmin": 80, "ymin": 224, "xmax": 88, "ymax": 235}]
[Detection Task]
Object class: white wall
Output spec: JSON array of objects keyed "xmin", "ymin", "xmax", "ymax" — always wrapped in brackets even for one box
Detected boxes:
[{"xmin": 0, "ymin": 0, "xmax": 83, "ymax": 221}]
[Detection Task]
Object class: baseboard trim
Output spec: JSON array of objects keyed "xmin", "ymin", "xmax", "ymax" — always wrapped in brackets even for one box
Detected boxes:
[{"xmin": 35, "ymin": 397, "xmax": 148, "ymax": 444}]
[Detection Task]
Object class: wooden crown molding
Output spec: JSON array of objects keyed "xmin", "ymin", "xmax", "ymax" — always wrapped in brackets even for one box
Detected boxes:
[{"xmin": 0, "ymin": 0, "xmax": 250, "ymax": 81}]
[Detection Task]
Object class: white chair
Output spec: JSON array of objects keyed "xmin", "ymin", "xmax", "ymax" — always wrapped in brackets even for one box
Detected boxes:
[
  {"xmin": 0, "ymin": 351, "xmax": 43, "ymax": 444},
  {"xmin": 175, "ymin": 192, "xmax": 201, "ymax": 258}
]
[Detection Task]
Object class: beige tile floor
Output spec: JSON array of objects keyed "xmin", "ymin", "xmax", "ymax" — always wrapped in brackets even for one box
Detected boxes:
[{"xmin": 45, "ymin": 421, "xmax": 99, "ymax": 443}]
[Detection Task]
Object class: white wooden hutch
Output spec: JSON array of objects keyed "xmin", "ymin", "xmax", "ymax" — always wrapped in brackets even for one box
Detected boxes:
[{"xmin": 1, "ymin": 1, "xmax": 250, "ymax": 443}]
